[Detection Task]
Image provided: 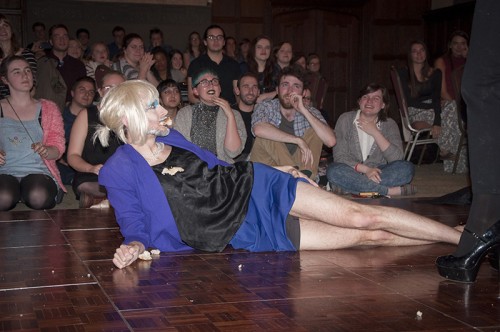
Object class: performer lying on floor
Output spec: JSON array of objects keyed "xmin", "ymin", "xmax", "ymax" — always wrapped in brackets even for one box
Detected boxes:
[{"xmin": 95, "ymin": 80, "xmax": 463, "ymax": 269}]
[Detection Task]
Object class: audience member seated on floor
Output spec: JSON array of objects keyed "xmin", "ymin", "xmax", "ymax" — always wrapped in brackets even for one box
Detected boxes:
[
  {"xmin": 85, "ymin": 42, "xmax": 113, "ymax": 79},
  {"xmin": 157, "ymin": 79, "xmax": 182, "ymax": 126},
  {"xmin": 150, "ymin": 46, "xmax": 169, "ymax": 82},
  {"xmin": 0, "ymin": 56, "xmax": 66, "ymax": 211},
  {"xmin": 93, "ymin": 80, "xmax": 463, "ymax": 269},
  {"xmin": 250, "ymin": 65, "xmax": 336, "ymax": 180},
  {"xmin": 326, "ymin": 83, "xmax": 416, "ymax": 197},
  {"xmin": 168, "ymin": 49, "xmax": 187, "ymax": 83},
  {"xmin": 67, "ymin": 70, "xmax": 124, "ymax": 208},
  {"xmin": 57, "ymin": 76, "xmax": 96, "ymax": 185},
  {"xmin": 111, "ymin": 33, "xmax": 159, "ymax": 87},
  {"xmin": 233, "ymin": 72, "xmax": 260, "ymax": 161},
  {"xmin": 0, "ymin": 14, "xmax": 38, "ymax": 100},
  {"xmin": 243, "ymin": 35, "xmax": 280, "ymax": 102},
  {"xmin": 398, "ymin": 40, "xmax": 461, "ymax": 165},
  {"xmin": 174, "ymin": 69, "xmax": 246, "ymax": 164}
]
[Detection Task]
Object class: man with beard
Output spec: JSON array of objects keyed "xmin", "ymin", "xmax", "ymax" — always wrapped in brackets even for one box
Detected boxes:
[
  {"xmin": 174, "ymin": 69, "xmax": 246, "ymax": 164},
  {"xmin": 233, "ymin": 72, "xmax": 260, "ymax": 161},
  {"xmin": 250, "ymin": 65, "xmax": 336, "ymax": 179}
]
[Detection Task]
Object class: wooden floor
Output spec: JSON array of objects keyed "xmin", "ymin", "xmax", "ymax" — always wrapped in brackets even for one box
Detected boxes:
[{"xmin": 1, "ymin": 199, "xmax": 499, "ymax": 331}]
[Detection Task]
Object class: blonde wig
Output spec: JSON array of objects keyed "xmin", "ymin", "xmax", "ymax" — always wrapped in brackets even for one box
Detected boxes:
[{"xmin": 95, "ymin": 80, "xmax": 159, "ymax": 147}]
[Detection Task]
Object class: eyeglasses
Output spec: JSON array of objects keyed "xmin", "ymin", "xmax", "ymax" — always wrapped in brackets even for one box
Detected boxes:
[
  {"xmin": 196, "ymin": 78, "xmax": 220, "ymax": 87},
  {"xmin": 206, "ymin": 35, "xmax": 224, "ymax": 41},
  {"xmin": 101, "ymin": 85, "xmax": 117, "ymax": 93}
]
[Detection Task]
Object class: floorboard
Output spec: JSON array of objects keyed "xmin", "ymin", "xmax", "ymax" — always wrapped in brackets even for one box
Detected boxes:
[{"xmin": 1, "ymin": 198, "xmax": 498, "ymax": 331}]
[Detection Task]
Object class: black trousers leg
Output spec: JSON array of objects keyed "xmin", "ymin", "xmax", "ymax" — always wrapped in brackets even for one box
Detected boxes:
[{"xmin": 455, "ymin": 0, "xmax": 500, "ymax": 255}]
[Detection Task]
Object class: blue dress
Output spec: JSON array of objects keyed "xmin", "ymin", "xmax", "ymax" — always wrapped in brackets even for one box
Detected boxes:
[{"xmin": 99, "ymin": 129, "xmax": 304, "ymax": 253}]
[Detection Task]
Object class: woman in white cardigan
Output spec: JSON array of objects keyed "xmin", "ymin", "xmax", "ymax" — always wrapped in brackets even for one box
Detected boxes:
[{"xmin": 174, "ymin": 69, "xmax": 246, "ymax": 163}]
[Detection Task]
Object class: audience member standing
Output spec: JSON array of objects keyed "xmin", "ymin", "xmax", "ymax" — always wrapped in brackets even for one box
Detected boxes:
[
  {"xmin": 35, "ymin": 24, "xmax": 86, "ymax": 110},
  {"xmin": 187, "ymin": 25, "xmax": 240, "ymax": 105}
]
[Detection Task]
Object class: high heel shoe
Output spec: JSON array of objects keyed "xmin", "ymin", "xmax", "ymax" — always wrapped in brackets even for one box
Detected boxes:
[
  {"xmin": 435, "ymin": 220, "xmax": 500, "ymax": 283},
  {"xmin": 488, "ymin": 248, "xmax": 499, "ymax": 271}
]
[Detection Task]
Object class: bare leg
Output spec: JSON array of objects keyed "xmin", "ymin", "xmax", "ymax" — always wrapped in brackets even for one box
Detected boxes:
[{"xmin": 290, "ymin": 182, "xmax": 461, "ymax": 248}]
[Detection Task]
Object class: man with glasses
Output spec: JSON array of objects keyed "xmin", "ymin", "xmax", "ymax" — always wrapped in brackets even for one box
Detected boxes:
[
  {"xmin": 175, "ymin": 69, "xmax": 246, "ymax": 164},
  {"xmin": 187, "ymin": 25, "xmax": 241, "ymax": 105},
  {"xmin": 250, "ymin": 65, "xmax": 336, "ymax": 180}
]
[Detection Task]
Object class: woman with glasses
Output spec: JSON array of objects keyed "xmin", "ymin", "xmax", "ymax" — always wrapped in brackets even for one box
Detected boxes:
[{"xmin": 174, "ymin": 69, "xmax": 246, "ymax": 163}]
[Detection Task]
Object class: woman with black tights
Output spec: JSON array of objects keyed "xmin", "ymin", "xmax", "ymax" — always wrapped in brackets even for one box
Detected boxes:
[{"xmin": 0, "ymin": 55, "xmax": 66, "ymax": 211}]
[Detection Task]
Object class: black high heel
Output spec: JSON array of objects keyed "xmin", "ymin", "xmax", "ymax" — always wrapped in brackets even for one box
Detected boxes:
[
  {"xmin": 488, "ymin": 247, "xmax": 499, "ymax": 271},
  {"xmin": 435, "ymin": 220, "xmax": 500, "ymax": 283}
]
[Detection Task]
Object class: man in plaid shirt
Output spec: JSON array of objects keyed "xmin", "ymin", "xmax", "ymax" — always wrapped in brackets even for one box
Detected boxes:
[{"xmin": 250, "ymin": 65, "xmax": 336, "ymax": 179}]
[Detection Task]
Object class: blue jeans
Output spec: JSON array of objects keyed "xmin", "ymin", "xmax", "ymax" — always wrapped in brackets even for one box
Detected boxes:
[{"xmin": 326, "ymin": 160, "xmax": 415, "ymax": 195}]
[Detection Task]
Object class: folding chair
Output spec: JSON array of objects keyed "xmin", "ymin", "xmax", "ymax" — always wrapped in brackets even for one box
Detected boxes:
[
  {"xmin": 390, "ymin": 66, "xmax": 439, "ymax": 164},
  {"xmin": 450, "ymin": 65, "xmax": 468, "ymax": 174}
]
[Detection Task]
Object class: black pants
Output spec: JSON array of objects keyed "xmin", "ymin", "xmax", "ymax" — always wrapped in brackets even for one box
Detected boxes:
[{"xmin": 457, "ymin": 0, "xmax": 500, "ymax": 252}]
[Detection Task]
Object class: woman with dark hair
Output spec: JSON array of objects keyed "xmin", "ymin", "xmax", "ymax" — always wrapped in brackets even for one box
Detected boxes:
[
  {"xmin": 434, "ymin": 30, "xmax": 469, "ymax": 102},
  {"xmin": 183, "ymin": 31, "xmax": 205, "ymax": 70},
  {"xmin": 274, "ymin": 41, "xmax": 293, "ymax": 70},
  {"xmin": 399, "ymin": 40, "xmax": 462, "ymax": 168},
  {"xmin": 150, "ymin": 46, "xmax": 169, "ymax": 82},
  {"xmin": 0, "ymin": 56, "xmax": 65, "ymax": 211},
  {"xmin": 245, "ymin": 35, "xmax": 280, "ymax": 102},
  {"xmin": 111, "ymin": 33, "xmax": 158, "ymax": 86},
  {"xmin": 326, "ymin": 83, "xmax": 415, "ymax": 197},
  {"xmin": 0, "ymin": 14, "xmax": 37, "ymax": 99},
  {"xmin": 168, "ymin": 49, "xmax": 187, "ymax": 83}
]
